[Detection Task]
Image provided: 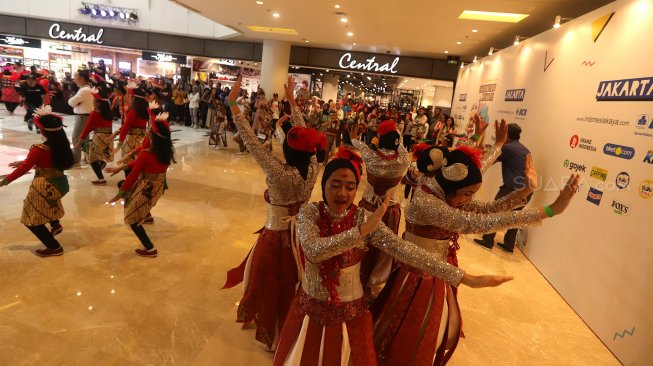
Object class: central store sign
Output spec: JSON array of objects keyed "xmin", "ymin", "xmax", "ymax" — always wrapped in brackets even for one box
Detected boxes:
[
  {"xmin": 338, "ymin": 52, "xmax": 399, "ymax": 74},
  {"xmin": 48, "ymin": 23, "xmax": 104, "ymax": 44}
]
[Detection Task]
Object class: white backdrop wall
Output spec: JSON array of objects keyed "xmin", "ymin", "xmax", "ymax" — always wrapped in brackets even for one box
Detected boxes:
[
  {"xmin": 0, "ymin": 0, "xmax": 238, "ymax": 39},
  {"xmin": 451, "ymin": 0, "xmax": 652, "ymax": 364}
]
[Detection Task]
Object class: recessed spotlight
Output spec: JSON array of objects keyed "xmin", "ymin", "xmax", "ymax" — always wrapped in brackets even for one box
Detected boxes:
[
  {"xmin": 340, "ymin": 17, "xmax": 348, "ymax": 23},
  {"xmin": 472, "ymin": 29, "xmax": 478, "ymax": 33},
  {"xmin": 347, "ymin": 31, "xmax": 353, "ymax": 37},
  {"xmin": 304, "ymin": 39, "xmax": 309, "ymax": 43},
  {"xmin": 334, "ymin": 4, "xmax": 341, "ymax": 9},
  {"xmin": 256, "ymin": 1, "xmax": 263, "ymax": 4},
  {"xmin": 272, "ymin": 12, "xmax": 280, "ymax": 17},
  {"xmin": 353, "ymin": 42, "xmax": 357, "ymax": 45},
  {"xmin": 457, "ymin": 41, "xmax": 462, "ymax": 45},
  {"xmin": 444, "ymin": 50, "xmax": 449, "ymax": 54}
]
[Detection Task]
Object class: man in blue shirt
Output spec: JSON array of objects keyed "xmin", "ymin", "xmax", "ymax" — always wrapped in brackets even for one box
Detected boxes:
[{"xmin": 474, "ymin": 123, "xmax": 531, "ymax": 253}]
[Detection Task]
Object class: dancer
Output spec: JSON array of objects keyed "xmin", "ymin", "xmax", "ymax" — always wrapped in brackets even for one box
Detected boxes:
[
  {"xmin": 222, "ymin": 77, "xmax": 326, "ymax": 351},
  {"xmin": 372, "ymin": 130, "xmax": 581, "ymax": 365},
  {"xmin": 117, "ymin": 84, "xmax": 149, "ymax": 175},
  {"xmin": 273, "ymin": 147, "xmax": 514, "ymax": 366},
  {"xmin": 0, "ymin": 106, "xmax": 74, "ymax": 256},
  {"xmin": 105, "ymin": 113, "xmax": 174, "ymax": 257},
  {"xmin": 76, "ymin": 87, "xmax": 114, "ymax": 185},
  {"xmin": 350, "ymin": 120, "xmax": 411, "ymax": 295}
]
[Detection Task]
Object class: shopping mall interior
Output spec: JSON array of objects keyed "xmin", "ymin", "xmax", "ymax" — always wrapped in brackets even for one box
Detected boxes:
[{"xmin": 0, "ymin": 0, "xmax": 650, "ymax": 365}]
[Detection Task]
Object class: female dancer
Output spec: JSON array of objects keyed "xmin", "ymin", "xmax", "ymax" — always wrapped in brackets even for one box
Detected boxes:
[
  {"xmin": 222, "ymin": 77, "xmax": 326, "ymax": 351},
  {"xmin": 117, "ymin": 84, "xmax": 149, "ymax": 174},
  {"xmin": 0, "ymin": 106, "xmax": 74, "ymax": 256},
  {"xmin": 373, "ymin": 132, "xmax": 581, "ymax": 365},
  {"xmin": 273, "ymin": 147, "xmax": 514, "ymax": 366},
  {"xmin": 350, "ymin": 120, "xmax": 411, "ymax": 294},
  {"xmin": 77, "ymin": 87, "xmax": 114, "ymax": 185},
  {"xmin": 106, "ymin": 113, "xmax": 174, "ymax": 257}
]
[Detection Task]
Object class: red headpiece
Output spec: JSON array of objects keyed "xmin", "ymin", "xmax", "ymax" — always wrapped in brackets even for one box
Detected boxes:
[
  {"xmin": 377, "ymin": 120, "xmax": 397, "ymax": 137},
  {"xmin": 332, "ymin": 146, "xmax": 363, "ymax": 181},
  {"xmin": 455, "ymin": 145, "xmax": 483, "ymax": 168},
  {"xmin": 286, "ymin": 126, "xmax": 327, "ymax": 153},
  {"xmin": 411, "ymin": 142, "xmax": 433, "ymax": 161}
]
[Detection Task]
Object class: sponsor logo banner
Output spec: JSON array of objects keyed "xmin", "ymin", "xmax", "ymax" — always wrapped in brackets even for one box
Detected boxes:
[
  {"xmin": 643, "ymin": 150, "xmax": 653, "ymax": 164},
  {"xmin": 504, "ymin": 88, "xmax": 526, "ymax": 102},
  {"xmin": 515, "ymin": 108, "xmax": 527, "ymax": 119},
  {"xmin": 569, "ymin": 135, "xmax": 597, "ymax": 151},
  {"xmin": 479, "ymin": 83, "xmax": 496, "ymax": 102},
  {"xmin": 459, "ymin": 94, "xmax": 467, "ymax": 101},
  {"xmin": 587, "ymin": 187, "xmax": 604, "ymax": 205},
  {"xmin": 636, "ymin": 114, "xmax": 653, "ymax": 129},
  {"xmin": 603, "ymin": 143, "xmax": 635, "ymax": 160},
  {"xmin": 611, "ymin": 200, "xmax": 630, "ymax": 216},
  {"xmin": 596, "ymin": 76, "xmax": 653, "ymax": 101},
  {"xmin": 640, "ymin": 180, "xmax": 653, "ymax": 199},
  {"xmin": 616, "ymin": 172, "xmax": 630, "ymax": 189},
  {"xmin": 576, "ymin": 116, "xmax": 630, "ymax": 127},
  {"xmin": 563, "ymin": 159, "xmax": 586, "ymax": 172},
  {"xmin": 590, "ymin": 166, "xmax": 608, "ymax": 181}
]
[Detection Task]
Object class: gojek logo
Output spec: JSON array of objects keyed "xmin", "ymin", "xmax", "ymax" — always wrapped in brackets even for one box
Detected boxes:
[
  {"xmin": 563, "ymin": 159, "xmax": 586, "ymax": 172},
  {"xmin": 590, "ymin": 166, "xmax": 608, "ymax": 181},
  {"xmin": 603, "ymin": 143, "xmax": 635, "ymax": 160},
  {"xmin": 616, "ymin": 172, "xmax": 630, "ymax": 189},
  {"xmin": 636, "ymin": 114, "xmax": 653, "ymax": 129},
  {"xmin": 611, "ymin": 200, "xmax": 630, "ymax": 216},
  {"xmin": 586, "ymin": 187, "xmax": 603, "ymax": 206},
  {"xmin": 644, "ymin": 150, "xmax": 653, "ymax": 164},
  {"xmin": 640, "ymin": 180, "xmax": 653, "ymax": 199}
]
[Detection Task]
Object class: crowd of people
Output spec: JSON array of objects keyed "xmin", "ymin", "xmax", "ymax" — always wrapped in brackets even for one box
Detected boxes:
[{"xmin": 0, "ymin": 64, "xmax": 583, "ymax": 365}]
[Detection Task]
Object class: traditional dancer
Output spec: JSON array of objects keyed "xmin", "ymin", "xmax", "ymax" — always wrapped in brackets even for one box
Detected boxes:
[
  {"xmin": 0, "ymin": 106, "xmax": 74, "ymax": 256},
  {"xmin": 117, "ymin": 84, "xmax": 149, "ymax": 176},
  {"xmin": 76, "ymin": 87, "xmax": 114, "ymax": 185},
  {"xmin": 222, "ymin": 77, "xmax": 326, "ymax": 351},
  {"xmin": 350, "ymin": 120, "xmax": 411, "ymax": 295},
  {"xmin": 105, "ymin": 113, "xmax": 174, "ymax": 257},
  {"xmin": 273, "ymin": 147, "xmax": 514, "ymax": 366},
  {"xmin": 372, "ymin": 129, "xmax": 581, "ymax": 365}
]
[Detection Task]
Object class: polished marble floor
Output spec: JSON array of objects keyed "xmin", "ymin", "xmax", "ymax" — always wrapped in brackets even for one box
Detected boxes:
[{"xmin": 0, "ymin": 109, "xmax": 620, "ymax": 365}]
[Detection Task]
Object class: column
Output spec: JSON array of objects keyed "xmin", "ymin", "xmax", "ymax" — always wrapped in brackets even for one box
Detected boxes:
[
  {"xmin": 322, "ymin": 73, "xmax": 340, "ymax": 102},
  {"xmin": 259, "ymin": 40, "xmax": 291, "ymax": 98}
]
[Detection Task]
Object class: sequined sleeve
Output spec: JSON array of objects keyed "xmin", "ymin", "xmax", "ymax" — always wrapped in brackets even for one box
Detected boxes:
[
  {"xmin": 274, "ymin": 126, "xmax": 285, "ymax": 146},
  {"xmin": 363, "ymin": 211, "xmax": 464, "ymax": 286},
  {"xmin": 291, "ymin": 106, "xmax": 307, "ymax": 127},
  {"xmin": 480, "ymin": 145, "xmax": 501, "ymax": 174},
  {"xmin": 233, "ymin": 113, "xmax": 286, "ymax": 177},
  {"xmin": 459, "ymin": 189, "xmax": 528, "ymax": 213},
  {"xmin": 351, "ymin": 139, "xmax": 373, "ymax": 159},
  {"xmin": 407, "ymin": 190, "xmax": 542, "ymax": 234},
  {"xmin": 298, "ymin": 203, "xmax": 366, "ymax": 263}
]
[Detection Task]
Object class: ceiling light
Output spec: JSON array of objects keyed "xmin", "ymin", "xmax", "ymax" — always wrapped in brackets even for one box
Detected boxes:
[
  {"xmin": 553, "ymin": 15, "xmax": 561, "ymax": 28},
  {"xmin": 353, "ymin": 42, "xmax": 357, "ymax": 45},
  {"xmin": 304, "ymin": 39, "xmax": 309, "ymax": 43},
  {"xmin": 460, "ymin": 62, "xmax": 465, "ymax": 69},
  {"xmin": 272, "ymin": 12, "xmax": 280, "ymax": 17},
  {"xmin": 340, "ymin": 17, "xmax": 348, "ymax": 23},
  {"xmin": 473, "ymin": 56, "xmax": 478, "ymax": 63},
  {"xmin": 472, "ymin": 29, "xmax": 478, "ymax": 33},
  {"xmin": 444, "ymin": 50, "xmax": 449, "ymax": 54},
  {"xmin": 488, "ymin": 47, "xmax": 494, "ymax": 55},
  {"xmin": 334, "ymin": 4, "xmax": 341, "ymax": 9},
  {"xmin": 256, "ymin": 1, "xmax": 264, "ymax": 4},
  {"xmin": 459, "ymin": 10, "xmax": 529, "ymax": 23},
  {"xmin": 347, "ymin": 31, "xmax": 353, "ymax": 37},
  {"xmin": 514, "ymin": 35, "xmax": 520, "ymax": 45},
  {"xmin": 456, "ymin": 41, "xmax": 462, "ymax": 45}
]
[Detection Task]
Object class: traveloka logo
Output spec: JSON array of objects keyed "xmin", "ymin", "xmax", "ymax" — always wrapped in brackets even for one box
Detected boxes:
[
  {"xmin": 586, "ymin": 187, "xmax": 603, "ymax": 205},
  {"xmin": 616, "ymin": 172, "xmax": 630, "ymax": 189},
  {"xmin": 569, "ymin": 135, "xmax": 597, "ymax": 151},
  {"xmin": 590, "ymin": 166, "xmax": 608, "ymax": 181},
  {"xmin": 596, "ymin": 76, "xmax": 653, "ymax": 101},
  {"xmin": 505, "ymin": 88, "xmax": 526, "ymax": 102},
  {"xmin": 640, "ymin": 180, "xmax": 653, "ymax": 199},
  {"xmin": 636, "ymin": 114, "xmax": 653, "ymax": 129},
  {"xmin": 611, "ymin": 200, "xmax": 630, "ymax": 216},
  {"xmin": 644, "ymin": 150, "xmax": 653, "ymax": 164},
  {"xmin": 603, "ymin": 143, "xmax": 635, "ymax": 160},
  {"xmin": 563, "ymin": 159, "xmax": 586, "ymax": 172}
]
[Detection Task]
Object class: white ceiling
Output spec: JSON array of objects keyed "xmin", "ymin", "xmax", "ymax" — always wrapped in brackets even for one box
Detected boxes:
[{"xmin": 173, "ymin": 0, "xmax": 613, "ymax": 60}]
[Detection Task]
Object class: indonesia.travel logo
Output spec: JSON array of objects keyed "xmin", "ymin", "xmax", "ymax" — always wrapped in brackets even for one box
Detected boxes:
[
  {"xmin": 595, "ymin": 76, "xmax": 653, "ymax": 101},
  {"xmin": 603, "ymin": 143, "xmax": 635, "ymax": 160},
  {"xmin": 611, "ymin": 200, "xmax": 630, "ymax": 216},
  {"xmin": 586, "ymin": 187, "xmax": 603, "ymax": 205},
  {"xmin": 640, "ymin": 180, "xmax": 653, "ymax": 199},
  {"xmin": 616, "ymin": 172, "xmax": 630, "ymax": 189},
  {"xmin": 590, "ymin": 166, "xmax": 608, "ymax": 181}
]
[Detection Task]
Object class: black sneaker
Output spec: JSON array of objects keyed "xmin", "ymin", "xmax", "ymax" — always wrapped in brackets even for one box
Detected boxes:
[
  {"xmin": 497, "ymin": 243, "xmax": 514, "ymax": 254},
  {"xmin": 473, "ymin": 238, "xmax": 494, "ymax": 251},
  {"xmin": 35, "ymin": 246, "xmax": 64, "ymax": 257}
]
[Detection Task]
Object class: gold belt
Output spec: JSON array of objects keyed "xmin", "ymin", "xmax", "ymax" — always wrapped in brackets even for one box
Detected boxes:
[
  {"xmin": 128, "ymin": 128, "xmax": 146, "ymax": 136},
  {"xmin": 34, "ymin": 168, "xmax": 64, "ymax": 178},
  {"xmin": 94, "ymin": 127, "xmax": 112, "ymax": 134}
]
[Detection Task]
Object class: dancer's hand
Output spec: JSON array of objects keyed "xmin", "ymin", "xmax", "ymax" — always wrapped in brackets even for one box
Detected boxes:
[
  {"xmin": 360, "ymin": 195, "xmax": 390, "ymax": 237},
  {"xmin": 494, "ymin": 119, "xmax": 508, "ymax": 147},
  {"xmin": 548, "ymin": 173, "xmax": 581, "ymax": 215},
  {"xmin": 471, "ymin": 113, "xmax": 489, "ymax": 139},
  {"xmin": 228, "ymin": 77, "xmax": 241, "ymax": 103},
  {"xmin": 461, "ymin": 273, "xmax": 514, "ymax": 288},
  {"xmin": 522, "ymin": 154, "xmax": 539, "ymax": 195},
  {"xmin": 284, "ymin": 76, "xmax": 296, "ymax": 100},
  {"xmin": 104, "ymin": 166, "xmax": 123, "ymax": 176},
  {"xmin": 276, "ymin": 115, "xmax": 289, "ymax": 129},
  {"xmin": 8, "ymin": 160, "xmax": 23, "ymax": 168},
  {"xmin": 73, "ymin": 141, "xmax": 81, "ymax": 149},
  {"xmin": 107, "ymin": 194, "xmax": 121, "ymax": 204}
]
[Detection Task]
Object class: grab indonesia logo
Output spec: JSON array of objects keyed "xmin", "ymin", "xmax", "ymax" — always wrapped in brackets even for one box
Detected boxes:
[{"xmin": 569, "ymin": 135, "xmax": 597, "ymax": 151}]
